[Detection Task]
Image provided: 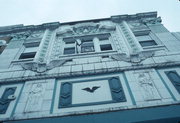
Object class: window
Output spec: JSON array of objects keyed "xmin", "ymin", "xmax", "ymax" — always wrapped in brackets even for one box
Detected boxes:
[
  {"xmin": 62, "ymin": 33, "xmax": 113, "ymax": 55},
  {"xmin": 165, "ymin": 71, "xmax": 180, "ymax": 94},
  {"xmin": 64, "ymin": 47, "xmax": 75, "ymax": 55},
  {"xmin": 134, "ymin": 32, "xmax": 158, "ymax": 48},
  {"xmin": 139, "ymin": 40, "xmax": 157, "ymax": 47},
  {"xmin": 19, "ymin": 43, "xmax": 40, "ymax": 60},
  {"xmin": 136, "ymin": 34, "xmax": 157, "ymax": 47},
  {"xmin": 100, "ymin": 44, "xmax": 112, "ymax": 51},
  {"xmin": 81, "ymin": 40, "xmax": 94, "ymax": 53},
  {"xmin": 19, "ymin": 52, "xmax": 36, "ymax": 59}
]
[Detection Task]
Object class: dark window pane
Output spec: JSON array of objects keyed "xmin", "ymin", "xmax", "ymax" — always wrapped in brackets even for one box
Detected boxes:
[
  {"xmin": 19, "ymin": 52, "xmax": 36, "ymax": 59},
  {"xmin": 24, "ymin": 42, "xmax": 40, "ymax": 47},
  {"xmin": 81, "ymin": 42, "xmax": 94, "ymax": 53},
  {"xmin": 64, "ymin": 38, "xmax": 75, "ymax": 44},
  {"xmin": 100, "ymin": 44, "xmax": 112, "ymax": 51},
  {"xmin": 139, "ymin": 40, "xmax": 157, "ymax": 47},
  {"xmin": 64, "ymin": 47, "xmax": 75, "ymax": 55},
  {"xmin": 65, "ymin": 41, "xmax": 75, "ymax": 44}
]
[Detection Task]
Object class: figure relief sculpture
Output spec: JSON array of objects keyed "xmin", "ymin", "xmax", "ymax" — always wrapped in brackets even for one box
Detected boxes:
[
  {"xmin": 24, "ymin": 83, "xmax": 45, "ymax": 112},
  {"xmin": 138, "ymin": 72, "xmax": 161, "ymax": 101}
]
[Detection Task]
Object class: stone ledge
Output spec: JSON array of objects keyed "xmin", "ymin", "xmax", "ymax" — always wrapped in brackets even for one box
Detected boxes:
[{"xmin": 0, "ymin": 61, "xmax": 180, "ymax": 84}]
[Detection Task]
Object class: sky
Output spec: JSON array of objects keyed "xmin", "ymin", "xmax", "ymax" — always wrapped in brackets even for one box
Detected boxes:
[{"xmin": 0, "ymin": 0, "xmax": 179, "ymax": 32}]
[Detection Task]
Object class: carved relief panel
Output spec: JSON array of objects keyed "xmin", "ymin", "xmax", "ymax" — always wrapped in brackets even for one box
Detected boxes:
[
  {"xmin": 134, "ymin": 71, "xmax": 161, "ymax": 101},
  {"xmin": 24, "ymin": 82, "xmax": 46, "ymax": 112},
  {"xmin": 0, "ymin": 83, "xmax": 23, "ymax": 119},
  {"xmin": 26, "ymin": 30, "xmax": 44, "ymax": 40}
]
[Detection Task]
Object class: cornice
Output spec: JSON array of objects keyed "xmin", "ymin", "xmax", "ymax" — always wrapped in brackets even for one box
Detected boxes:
[
  {"xmin": 111, "ymin": 11, "xmax": 158, "ymax": 23},
  {"xmin": 0, "ymin": 22, "xmax": 60, "ymax": 35},
  {"xmin": 0, "ymin": 12, "xmax": 158, "ymax": 35}
]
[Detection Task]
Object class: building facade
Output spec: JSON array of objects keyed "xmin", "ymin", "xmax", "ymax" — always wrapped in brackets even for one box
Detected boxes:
[{"xmin": 0, "ymin": 12, "xmax": 180, "ymax": 123}]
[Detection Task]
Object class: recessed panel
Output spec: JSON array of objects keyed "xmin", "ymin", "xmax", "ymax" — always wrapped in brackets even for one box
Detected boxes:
[{"xmin": 72, "ymin": 80, "xmax": 112, "ymax": 104}]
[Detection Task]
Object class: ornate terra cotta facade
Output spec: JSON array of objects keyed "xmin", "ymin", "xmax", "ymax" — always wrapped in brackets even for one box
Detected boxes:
[{"xmin": 0, "ymin": 12, "xmax": 180, "ymax": 123}]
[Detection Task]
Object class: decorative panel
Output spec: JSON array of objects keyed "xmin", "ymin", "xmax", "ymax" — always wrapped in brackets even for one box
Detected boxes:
[
  {"xmin": 0, "ymin": 83, "xmax": 23, "ymax": 119},
  {"xmin": 24, "ymin": 83, "xmax": 46, "ymax": 112},
  {"xmin": 58, "ymin": 77, "xmax": 126, "ymax": 108},
  {"xmin": 135, "ymin": 71, "xmax": 161, "ymax": 101},
  {"xmin": 109, "ymin": 77, "xmax": 126, "ymax": 102},
  {"xmin": 0, "ymin": 87, "xmax": 16, "ymax": 114},
  {"xmin": 58, "ymin": 82, "xmax": 72, "ymax": 108},
  {"xmin": 165, "ymin": 71, "xmax": 180, "ymax": 94}
]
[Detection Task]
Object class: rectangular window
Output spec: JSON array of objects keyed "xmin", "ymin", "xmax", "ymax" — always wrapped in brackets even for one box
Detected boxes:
[
  {"xmin": 19, "ymin": 52, "xmax": 36, "ymax": 59},
  {"xmin": 62, "ymin": 33, "xmax": 112, "ymax": 55},
  {"xmin": 81, "ymin": 41, "xmax": 94, "ymax": 53},
  {"xmin": 100, "ymin": 44, "xmax": 112, "ymax": 51},
  {"xmin": 139, "ymin": 40, "xmax": 157, "ymax": 47},
  {"xmin": 19, "ymin": 43, "xmax": 40, "ymax": 59},
  {"xmin": 135, "ymin": 33, "xmax": 158, "ymax": 48},
  {"xmin": 64, "ymin": 38, "xmax": 75, "ymax": 44},
  {"xmin": 64, "ymin": 47, "xmax": 75, "ymax": 55}
]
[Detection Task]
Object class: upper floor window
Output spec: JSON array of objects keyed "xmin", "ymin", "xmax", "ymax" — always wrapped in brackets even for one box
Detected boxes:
[
  {"xmin": 136, "ymin": 34, "xmax": 157, "ymax": 47},
  {"xmin": 19, "ymin": 42, "xmax": 40, "ymax": 60},
  {"xmin": 62, "ymin": 33, "xmax": 113, "ymax": 55}
]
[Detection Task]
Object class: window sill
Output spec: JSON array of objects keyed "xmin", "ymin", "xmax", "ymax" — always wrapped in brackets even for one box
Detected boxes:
[
  {"xmin": 11, "ymin": 58, "xmax": 34, "ymax": 63},
  {"xmin": 142, "ymin": 45, "xmax": 166, "ymax": 50}
]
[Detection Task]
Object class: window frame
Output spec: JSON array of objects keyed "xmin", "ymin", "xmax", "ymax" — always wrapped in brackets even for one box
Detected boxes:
[
  {"xmin": 134, "ymin": 31, "xmax": 165, "ymax": 50},
  {"xmin": 62, "ymin": 33, "xmax": 114, "ymax": 56}
]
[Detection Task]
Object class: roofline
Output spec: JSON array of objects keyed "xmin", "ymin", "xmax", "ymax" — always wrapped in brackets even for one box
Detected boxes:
[{"xmin": 0, "ymin": 11, "xmax": 157, "ymax": 35}]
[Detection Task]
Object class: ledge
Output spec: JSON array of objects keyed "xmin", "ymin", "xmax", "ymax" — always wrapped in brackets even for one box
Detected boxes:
[
  {"xmin": 0, "ymin": 61, "xmax": 180, "ymax": 84},
  {"xmin": 0, "ymin": 12, "xmax": 157, "ymax": 35}
]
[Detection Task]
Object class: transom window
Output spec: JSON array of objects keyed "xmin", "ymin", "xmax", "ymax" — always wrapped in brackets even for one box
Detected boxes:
[{"xmin": 63, "ymin": 33, "xmax": 113, "ymax": 55}]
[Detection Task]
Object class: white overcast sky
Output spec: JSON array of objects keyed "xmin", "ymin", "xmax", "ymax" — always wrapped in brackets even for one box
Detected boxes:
[{"xmin": 0, "ymin": 0, "xmax": 179, "ymax": 32}]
